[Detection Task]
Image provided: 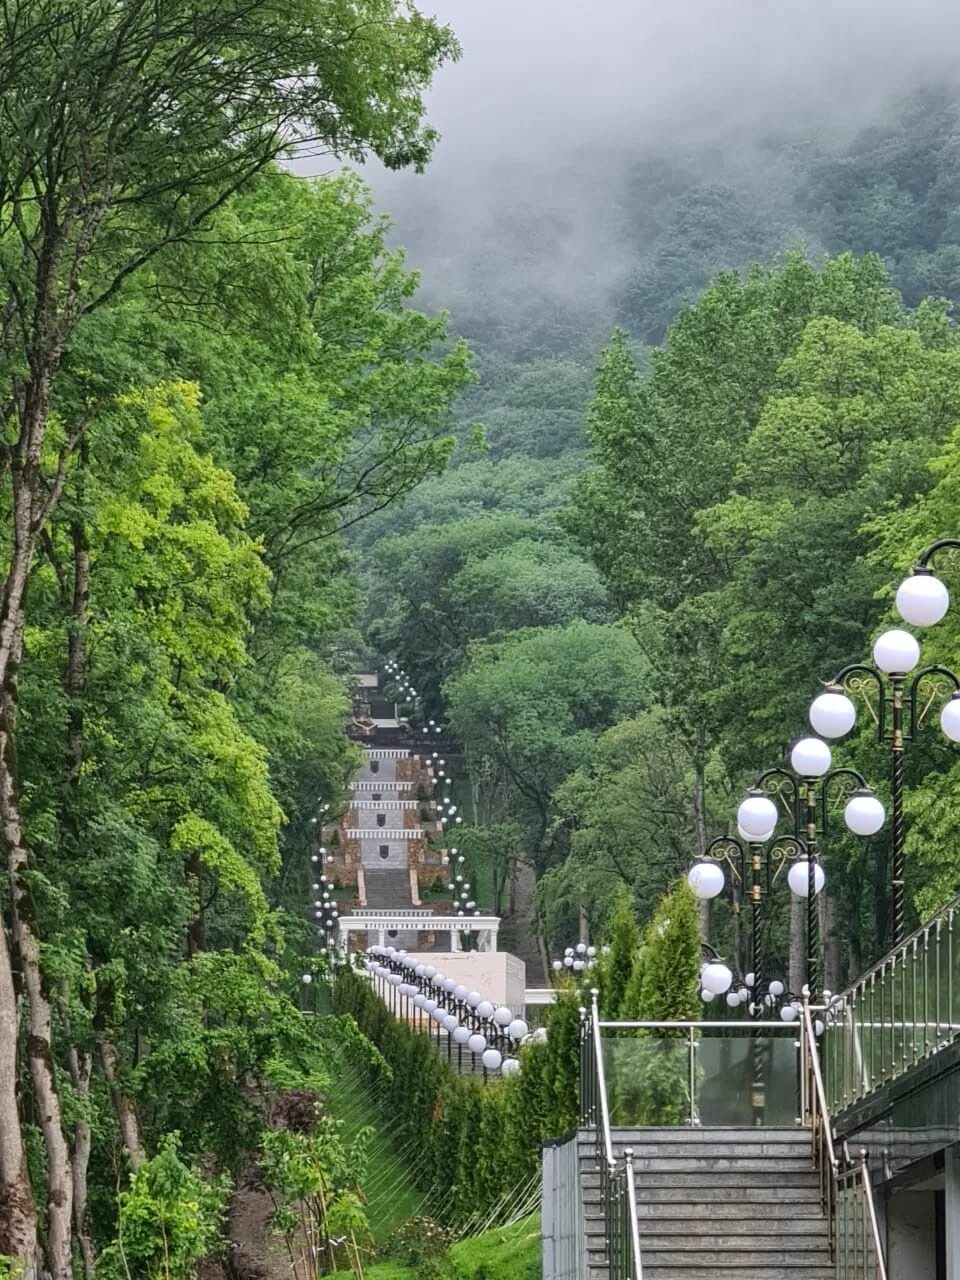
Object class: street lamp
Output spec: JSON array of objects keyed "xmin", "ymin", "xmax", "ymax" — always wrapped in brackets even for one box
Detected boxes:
[
  {"xmin": 690, "ymin": 744, "xmax": 882, "ymax": 1000},
  {"xmin": 810, "ymin": 539, "xmax": 960, "ymax": 947}
]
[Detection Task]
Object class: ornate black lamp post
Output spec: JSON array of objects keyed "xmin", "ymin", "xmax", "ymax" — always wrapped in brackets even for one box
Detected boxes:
[
  {"xmin": 689, "ymin": 831, "xmax": 808, "ymax": 1020},
  {"xmin": 690, "ymin": 744, "xmax": 883, "ymax": 1001},
  {"xmin": 809, "ymin": 539, "xmax": 960, "ymax": 948}
]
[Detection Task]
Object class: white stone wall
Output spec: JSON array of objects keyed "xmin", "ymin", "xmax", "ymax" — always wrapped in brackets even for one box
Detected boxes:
[{"xmin": 402, "ymin": 951, "xmax": 526, "ymax": 1011}]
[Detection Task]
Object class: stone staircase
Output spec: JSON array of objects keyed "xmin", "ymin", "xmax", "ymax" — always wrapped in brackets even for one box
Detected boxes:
[
  {"xmin": 364, "ymin": 867, "xmax": 413, "ymax": 908},
  {"xmin": 362, "ymin": 868, "xmax": 418, "ymax": 947},
  {"xmin": 578, "ymin": 1127, "xmax": 834, "ymax": 1280}
]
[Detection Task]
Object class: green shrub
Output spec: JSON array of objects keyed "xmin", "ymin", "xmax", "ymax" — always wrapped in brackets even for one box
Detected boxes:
[
  {"xmin": 97, "ymin": 1134, "xmax": 229, "ymax": 1280},
  {"xmin": 385, "ymin": 1216, "xmax": 455, "ymax": 1280}
]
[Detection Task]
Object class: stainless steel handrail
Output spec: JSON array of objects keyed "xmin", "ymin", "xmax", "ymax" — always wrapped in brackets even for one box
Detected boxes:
[
  {"xmin": 858, "ymin": 1149, "xmax": 888, "ymax": 1280},
  {"xmin": 802, "ymin": 999, "xmax": 838, "ymax": 1171},
  {"xmin": 591, "ymin": 990, "xmax": 616, "ymax": 1169},
  {"xmin": 801, "ymin": 996, "xmax": 838, "ymax": 1232},
  {"xmin": 803, "ymin": 998, "xmax": 885, "ymax": 1280},
  {"xmin": 597, "ymin": 1018, "xmax": 797, "ymax": 1029},
  {"xmin": 589, "ymin": 992, "xmax": 644, "ymax": 1280},
  {"xmin": 623, "ymin": 1149, "xmax": 644, "ymax": 1280}
]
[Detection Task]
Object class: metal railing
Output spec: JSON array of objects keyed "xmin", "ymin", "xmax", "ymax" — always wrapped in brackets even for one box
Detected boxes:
[
  {"xmin": 836, "ymin": 1146, "xmax": 888, "ymax": 1280},
  {"xmin": 822, "ymin": 893, "xmax": 960, "ymax": 1110},
  {"xmin": 800, "ymin": 998, "xmax": 838, "ymax": 1227},
  {"xmin": 581, "ymin": 995, "xmax": 643, "ymax": 1280},
  {"xmin": 589, "ymin": 1016, "xmax": 802, "ymax": 1128},
  {"xmin": 800, "ymin": 1000, "xmax": 888, "ymax": 1280}
]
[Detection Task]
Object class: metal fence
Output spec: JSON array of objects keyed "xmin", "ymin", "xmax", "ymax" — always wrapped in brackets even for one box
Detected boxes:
[
  {"xmin": 822, "ymin": 895, "xmax": 960, "ymax": 1111},
  {"xmin": 542, "ymin": 1138, "xmax": 582, "ymax": 1280},
  {"xmin": 585, "ymin": 1018, "xmax": 803, "ymax": 1128}
]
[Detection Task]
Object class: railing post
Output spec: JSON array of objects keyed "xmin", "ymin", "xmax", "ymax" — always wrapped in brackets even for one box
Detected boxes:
[
  {"xmin": 624, "ymin": 1148, "xmax": 643, "ymax": 1280},
  {"xmin": 688, "ymin": 1026, "xmax": 697, "ymax": 1125},
  {"xmin": 860, "ymin": 1148, "xmax": 887, "ymax": 1280}
]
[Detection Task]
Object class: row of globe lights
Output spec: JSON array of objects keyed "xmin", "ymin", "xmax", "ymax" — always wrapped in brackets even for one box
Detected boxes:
[
  {"xmin": 698, "ymin": 961, "xmax": 831, "ymax": 1035},
  {"xmin": 383, "ymin": 658, "xmax": 417, "ymax": 702},
  {"xmin": 688, "ymin": 733, "xmax": 887, "ymax": 1018},
  {"xmin": 429, "ymin": 753, "xmax": 474, "ymax": 914},
  {"xmin": 365, "ymin": 945, "xmax": 533, "ymax": 1075},
  {"xmin": 307, "ymin": 798, "xmax": 338, "ymax": 954},
  {"xmin": 552, "ymin": 942, "xmax": 600, "ymax": 974},
  {"xmin": 442, "ymin": 851, "xmax": 482, "ymax": 917},
  {"xmin": 688, "ymin": 735, "xmax": 882, "ymax": 914}
]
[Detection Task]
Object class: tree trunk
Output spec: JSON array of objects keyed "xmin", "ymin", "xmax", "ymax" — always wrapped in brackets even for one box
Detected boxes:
[
  {"xmin": 65, "ymin": 510, "xmax": 89, "ymax": 787},
  {"xmin": 99, "ymin": 1038, "xmax": 145, "ymax": 1171},
  {"xmin": 0, "ymin": 923, "xmax": 37, "ymax": 1274},
  {"xmin": 691, "ymin": 754, "xmax": 707, "ymax": 858},
  {"xmin": 0, "ymin": 271, "xmax": 74, "ymax": 1274},
  {"xmin": 822, "ymin": 892, "xmax": 839, "ymax": 996},
  {"xmin": 0, "ymin": 605, "xmax": 74, "ymax": 1277},
  {"xmin": 186, "ymin": 850, "xmax": 206, "ymax": 955},
  {"xmin": 66, "ymin": 1044, "xmax": 95, "ymax": 1277}
]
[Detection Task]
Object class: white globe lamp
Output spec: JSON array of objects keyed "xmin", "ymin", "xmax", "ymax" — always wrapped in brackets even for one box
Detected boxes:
[
  {"xmin": 738, "ymin": 793, "xmax": 778, "ymax": 839},
  {"xmin": 844, "ymin": 790, "xmax": 885, "ymax": 836},
  {"xmin": 788, "ymin": 860, "xmax": 826, "ymax": 898},
  {"xmin": 809, "ymin": 691, "xmax": 857, "ymax": 739},
  {"xmin": 502, "ymin": 1057, "xmax": 521, "ymax": 1076},
  {"xmin": 873, "ymin": 629, "xmax": 920, "ymax": 675},
  {"xmin": 481, "ymin": 1048, "xmax": 503, "ymax": 1071},
  {"xmin": 896, "ymin": 571, "xmax": 949, "ymax": 627},
  {"xmin": 701, "ymin": 962, "xmax": 734, "ymax": 995},
  {"xmin": 941, "ymin": 694, "xmax": 960, "ymax": 742},
  {"xmin": 791, "ymin": 737, "xmax": 832, "ymax": 777},
  {"xmin": 687, "ymin": 861, "xmax": 725, "ymax": 900},
  {"xmin": 467, "ymin": 1033, "xmax": 487, "ymax": 1054},
  {"xmin": 452, "ymin": 1025, "xmax": 471, "ymax": 1045}
]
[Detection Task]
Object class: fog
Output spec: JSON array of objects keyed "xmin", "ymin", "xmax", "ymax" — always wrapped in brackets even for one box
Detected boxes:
[{"xmin": 302, "ymin": 1, "xmax": 960, "ymax": 334}]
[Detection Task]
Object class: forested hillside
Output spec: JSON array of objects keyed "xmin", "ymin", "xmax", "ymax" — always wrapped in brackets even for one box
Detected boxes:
[{"xmin": 361, "ymin": 84, "xmax": 960, "ymax": 981}]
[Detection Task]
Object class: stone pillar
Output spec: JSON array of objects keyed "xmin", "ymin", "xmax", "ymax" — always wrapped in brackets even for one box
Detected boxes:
[
  {"xmin": 450, "ymin": 927, "xmax": 461, "ymax": 953},
  {"xmin": 377, "ymin": 928, "xmax": 386, "ymax": 947}
]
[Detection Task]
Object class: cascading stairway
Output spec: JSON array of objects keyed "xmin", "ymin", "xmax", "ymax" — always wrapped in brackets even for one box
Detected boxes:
[
  {"xmin": 323, "ymin": 669, "xmax": 459, "ymax": 953},
  {"xmin": 578, "ymin": 1128, "xmax": 834, "ymax": 1280},
  {"xmin": 542, "ymin": 996, "xmax": 887, "ymax": 1280}
]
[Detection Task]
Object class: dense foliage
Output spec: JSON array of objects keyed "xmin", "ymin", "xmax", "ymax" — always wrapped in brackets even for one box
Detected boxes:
[
  {"xmin": 7, "ymin": 10, "xmax": 960, "ymax": 1274},
  {"xmin": 365, "ymin": 83, "xmax": 960, "ymax": 987},
  {"xmin": 0, "ymin": 4, "xmax": 467, "ymax": 1276}
]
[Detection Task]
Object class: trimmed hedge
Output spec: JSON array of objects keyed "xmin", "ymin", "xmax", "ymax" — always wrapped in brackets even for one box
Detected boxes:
[{"xmin": 332, "ymin": 970, "xmax": 579, "ymax": 1223}]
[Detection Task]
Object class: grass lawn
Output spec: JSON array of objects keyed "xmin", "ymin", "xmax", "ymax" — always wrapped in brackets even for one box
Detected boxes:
[{"xmin": 449, "ymin": 1215, "xmax": 541, "ymax": 1280}]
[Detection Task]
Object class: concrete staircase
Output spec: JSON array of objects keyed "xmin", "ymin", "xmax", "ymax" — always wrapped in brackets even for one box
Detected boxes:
[
  {"xmin": 364, "ymin": 868, "xmax": 413, "ymax": 908},
  {"xmin": 578, "ymin": 1127, "xmax": 834, "ymax": 1280}
]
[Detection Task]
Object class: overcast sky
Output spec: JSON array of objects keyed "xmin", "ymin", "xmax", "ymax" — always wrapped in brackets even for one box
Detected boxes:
[{"xmin": 300, "ymin": 1, "xmax": 960, "ymax": 322}]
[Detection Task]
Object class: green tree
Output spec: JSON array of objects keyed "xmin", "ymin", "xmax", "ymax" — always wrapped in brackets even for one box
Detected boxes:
[
  {"xmin": 445, "ymin": 622, "xmax": 649, "ymax": 874},
  {"xmin": 595, "ymin": 885, "xmax": 641, "ymax": 1019},
  {"xmin": 0, "ymin": 5, "xmax": 459, "ymax": 1267}
]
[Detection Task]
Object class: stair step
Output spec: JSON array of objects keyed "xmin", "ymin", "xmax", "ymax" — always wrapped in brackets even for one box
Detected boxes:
[
  {"xmin": 642, "ymin": 1270, "xmax": 834, "ymax": 1279},
  {"xmin": 640, "ymin": 1252, "xmax": 832, "ymax": 1270},
  {"xmin": 581, "ymin": 1174, "xmax": 821, "ymax": 1197},
  {"xmin": 641, "ymin": 1235, "xmax": 831, "ymax": 1253}
]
